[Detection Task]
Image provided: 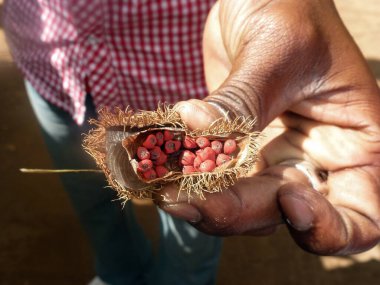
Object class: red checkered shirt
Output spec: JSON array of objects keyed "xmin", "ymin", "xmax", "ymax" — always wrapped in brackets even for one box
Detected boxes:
[{"xmin": 3, "ymin": 0, "xmax": 216, "ymax": 124}]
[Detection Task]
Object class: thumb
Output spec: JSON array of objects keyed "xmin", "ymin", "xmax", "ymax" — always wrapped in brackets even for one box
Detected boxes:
[
  {"xmin": 203, "ymin": 61, "xmax": 292, "ymax": 132},
  {"xmin": 201, "ymin": 0, "xmax": 327, "ymax": 131}
]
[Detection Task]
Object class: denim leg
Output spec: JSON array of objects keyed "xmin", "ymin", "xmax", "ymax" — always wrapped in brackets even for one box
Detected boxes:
[
  {"xmin": 147, "ymin": 209, "xmax": 222, "ymax": 285},
  {"xmin": 25, "ymin": 81, "xmax": 152, "ymax": 285}
]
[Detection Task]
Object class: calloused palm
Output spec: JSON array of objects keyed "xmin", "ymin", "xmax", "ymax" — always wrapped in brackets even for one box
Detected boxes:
[{"xmin": 158, "ymin": 0, "xmax": 380, "ymax": 255}]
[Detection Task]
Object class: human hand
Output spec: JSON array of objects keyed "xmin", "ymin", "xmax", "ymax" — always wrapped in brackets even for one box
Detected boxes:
[{"xmin": 157, "ymin": 0, "xmax": 380, "ymax": 255}]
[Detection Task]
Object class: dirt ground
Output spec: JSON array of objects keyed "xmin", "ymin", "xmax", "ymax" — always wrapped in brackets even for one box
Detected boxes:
[{"xmin": 1, "ymin": 1, "xmax": 380, "ymax": 284}]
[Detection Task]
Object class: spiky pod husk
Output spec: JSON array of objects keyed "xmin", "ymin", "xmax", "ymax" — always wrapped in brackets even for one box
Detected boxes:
[{"xmin": 83, "ymin": 105, "xmax": 260, "ymax": 201}]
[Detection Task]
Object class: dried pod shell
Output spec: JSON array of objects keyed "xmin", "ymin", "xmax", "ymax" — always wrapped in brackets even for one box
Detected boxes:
[{"xmin": 83, "ymin": 105, "xmax": 260, "ymax": 201}]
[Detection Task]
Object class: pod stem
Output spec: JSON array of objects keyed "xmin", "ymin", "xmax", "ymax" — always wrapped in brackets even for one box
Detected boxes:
[{"xmin": 19, "ymin": 168, "xmax": 102, "ymax": 174}]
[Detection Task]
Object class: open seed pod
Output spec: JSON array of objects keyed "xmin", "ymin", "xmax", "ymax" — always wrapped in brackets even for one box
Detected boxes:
[{"xmin": 83, "ymin": 105, "xmax": 260, "ymax": 201}]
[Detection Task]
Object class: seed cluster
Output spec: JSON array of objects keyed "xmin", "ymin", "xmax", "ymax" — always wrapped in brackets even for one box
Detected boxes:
[{"xmin": 135, "ymin": 130, "xmax": 237, "ymax": 180}]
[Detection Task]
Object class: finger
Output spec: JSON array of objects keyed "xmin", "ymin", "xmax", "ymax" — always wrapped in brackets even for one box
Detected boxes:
[
  {"xmin": 157, "ymin": 165, "xmax": 312, "ymax": 236},
  {"xmin": 158, "ymin": 176, "xmax": 281, "ymax": 236},
  {"xmin": 278, "ymin": 182, "xmax": 348, "ymax": 255},
  {"xmin": 278, "ymin": 171, "xmax": 380, "ymax": 255}
]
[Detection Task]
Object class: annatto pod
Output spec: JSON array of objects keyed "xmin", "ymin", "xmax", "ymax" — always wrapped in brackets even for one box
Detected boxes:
[{"xmin": 83, "ymin": 105, "xmax": 260, "ymax": 201}]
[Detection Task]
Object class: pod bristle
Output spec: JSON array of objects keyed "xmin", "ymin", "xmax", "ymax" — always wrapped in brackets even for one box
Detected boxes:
[{"xmin": 83, "ymin": 105, "xmax": 260, "ymax": 201}]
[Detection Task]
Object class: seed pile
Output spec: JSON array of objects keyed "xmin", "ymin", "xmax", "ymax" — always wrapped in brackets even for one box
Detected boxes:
[{"xmin": 135, "ymin": 130, "xmax": 238, "ymax": 180}]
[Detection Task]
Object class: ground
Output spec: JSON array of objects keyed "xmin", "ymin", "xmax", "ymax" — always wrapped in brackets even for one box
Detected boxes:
[{"xmin": 1, "ymin": 0, "xmax": 380, "ymax": 284}]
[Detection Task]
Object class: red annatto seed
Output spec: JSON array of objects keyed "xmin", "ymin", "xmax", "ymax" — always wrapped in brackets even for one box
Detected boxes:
[
  {"xmin": 154, "ymin": 152, "xmax": 167, "ymax": 165},
  {"xmin": 155, "ymin": 132, "xmax": 164, "ymax": 146},
  {"xmin": 143, "ymin": 169, "xmax": 157, "ymax": 180},
  {"xmin": 183, "ymin": 136, "xmax": 197, "ymax": 149},
  {"xmin": 137, "ymin": 146, "xmax": 150, "ymax": 160},
  {"xmin": 180, "ymin": 150, "xmax": 196, "ymax": 166},
  {"xmin": 142, "ymin": 134, "xmax": 157, "ymax": 149},
  {"xmin": 199, "ymin": 147, "xmax": 216, "ymax": 162},
  {"xmin": 196, "ymin": 137, "xmax": 210, "ymax": 149},
  {"xmin": 164, "ymin": 130, "xmax": 174, "ymax": 141},
  {"xmin": 216, "ymin": 153, "xmax": 232, "ymax": 166},
  {"xmin": 137, "ymin": 159, "xmax": 153, "ymax": 172},
  {"xmin": 156, "ymin": 166, "xmax": 169, "ymax": 178},
  {"xmin": 195, "ymin": 149, "xmax": 203, "ymax": 160},
  {"xmin": 199, "ymin": 160, "xmax": 216, "ymax": 173},
  {"xmin": 164, "ymin": 140, "xmax": 175, "ymax": 154},
  {"xmin": 224, "ymin": 139, "xmax": 237, "ymax": 154},
  {"xmin": 211, "ymin": 140, "xmax": 223, "ymax": 155},
  {"xmin": 183, "ymin": 165, "xmax": 196, "ymax": 174},
  {"xmin": 173, "ymin": 140, "xmax": 181, "ymax": 152},
  {"xmin": 150, "ymin": 146, "xmax": 162, "ymax": 161},
  {"xmin": 193, "ymin": 156, "xmax": 202, "ymax": 169}
]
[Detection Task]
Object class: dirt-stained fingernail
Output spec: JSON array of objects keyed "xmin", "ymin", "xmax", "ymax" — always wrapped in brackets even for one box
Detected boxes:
[{"xmin": 280, "ymin": 196, "xmax": 314, "ymax": 232}]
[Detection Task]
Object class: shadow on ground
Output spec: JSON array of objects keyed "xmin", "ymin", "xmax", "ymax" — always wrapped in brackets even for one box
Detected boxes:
[{"xmin": 218, "ymin": 230, "xmax": 380, "ymax": 285}]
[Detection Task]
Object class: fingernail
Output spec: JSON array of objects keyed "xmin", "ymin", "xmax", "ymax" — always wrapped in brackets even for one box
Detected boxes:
[
  {"xmin": 161, "ymin": 203, "xmax": 202, "ymax": 223},
  {"xmin": 173, "ymin": 101, "xmax": 188, "ymax": 113},
  {"xmin": 174, "ymin": 102, "xmax": 196, "ymax": 122},
  {"xmin": 175, "ymin": 100, "xmax": 217, "ymax": 130},
  {"xmin": 281, "ymin": 197, "xmax": 314, "ymax": 232}
]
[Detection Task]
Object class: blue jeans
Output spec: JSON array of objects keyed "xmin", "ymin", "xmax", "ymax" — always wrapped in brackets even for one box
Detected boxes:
[{"xmin": 25, "ymin": 81, "xmax": 222, "ymax": 285}]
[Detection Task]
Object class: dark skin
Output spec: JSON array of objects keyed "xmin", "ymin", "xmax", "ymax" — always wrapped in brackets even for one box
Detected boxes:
[{"xmin": 156, "ymin": 0, "xmax": 380, "ymax": 255}]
